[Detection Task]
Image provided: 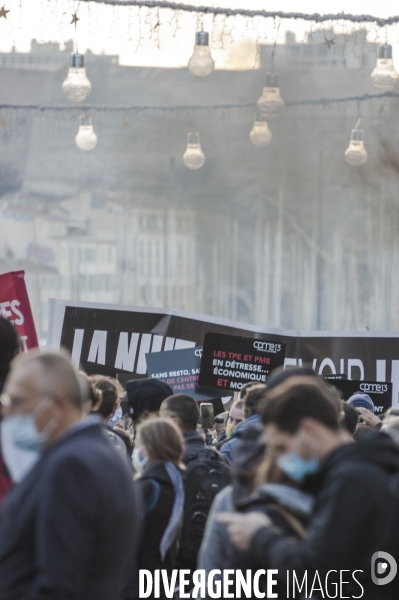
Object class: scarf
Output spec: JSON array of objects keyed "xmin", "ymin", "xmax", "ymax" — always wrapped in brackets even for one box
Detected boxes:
[{"xmin": 160, "ymin": 461, "xmax": 185, "ymax": 560}]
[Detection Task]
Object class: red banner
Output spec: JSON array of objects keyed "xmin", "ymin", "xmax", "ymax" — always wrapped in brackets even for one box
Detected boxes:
[{"xmin": 0, "ymin": 270, "xmax": 38, "ymax": 351}]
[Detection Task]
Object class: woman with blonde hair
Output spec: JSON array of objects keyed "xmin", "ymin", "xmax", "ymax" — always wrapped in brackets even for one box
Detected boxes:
[{"xmin": 131, "ymin": 417, "xmax": 184, "ymax": 599}]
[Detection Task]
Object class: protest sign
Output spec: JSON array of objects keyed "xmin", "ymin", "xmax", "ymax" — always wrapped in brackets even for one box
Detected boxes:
[
  {"xmin": 145, "ymin": 346, "xmax": 218, "ymax": 401},
  {"xmin": 327, "ymin": 379, "xmax": 392, "ymax": 414},
  {"xmin": 198, "ymin": 332, "xmax": 286, "ymax": 391},
  {"xmin": 0, "ymin": 270, "xmax": 38, "ymax": 351},
  {"xmin": 47, "ymin": 299, "xmax": 399, "ymax": 406}
]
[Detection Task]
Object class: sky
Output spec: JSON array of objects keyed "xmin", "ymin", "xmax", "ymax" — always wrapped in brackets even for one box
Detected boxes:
[{"xmin": 0, "ymin": 0, "xmax": 399, "ymax": 68}]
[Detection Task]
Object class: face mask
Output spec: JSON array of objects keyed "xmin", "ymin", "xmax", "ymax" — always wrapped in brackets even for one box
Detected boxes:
[
  {"xmin": 225, "ymin": 423, "xmax": 236, "ymax": 439},
  {"xmin": 0, "ymin": 423, "xmax": 39, "ymax": 483},
  {"xmin": 132, "ymin": 446, "xmax": 148, "ymax": 474},
  {"xmin": 277, "ymin": 452, "xmax": 319, "ymax": 483},
  {"xmin": 1, "ymin": 399, "xmax": 57, "ymax": 453},
  {"xmin": 276, "ymin": 431, "xmax": 320, "ymax": 483}
]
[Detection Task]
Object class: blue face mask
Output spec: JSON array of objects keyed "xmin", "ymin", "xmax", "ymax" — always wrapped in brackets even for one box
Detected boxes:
[
  {"xmin": 1, "ymin": 414, "xmax": 45, "ymax": 452},
  {"xmin": 277, "ymin": 452, "xmax": 319, "ymax": 483},
  {"xmin": 1, "ymin": 399, "xmax": 55, "ymax": 453}
]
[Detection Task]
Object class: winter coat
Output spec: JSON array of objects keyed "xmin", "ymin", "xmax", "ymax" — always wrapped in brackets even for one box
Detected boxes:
[{"xmin": 219, "ymin": 414, "xmax": 262, "ymax": 465}]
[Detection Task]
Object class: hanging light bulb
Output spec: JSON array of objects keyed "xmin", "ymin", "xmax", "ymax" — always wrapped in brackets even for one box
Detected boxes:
[
  {"xmin": 371, "ymin": 44, "xmax": 398, "ymax": 91},
  {"xmin": 256, "ymin": 73, "xmax": 285, "ymax": 121},
  {"xmin": 183, "ymin": 132, "xmax": 205, "ymax": 170},
  {"xmin": 345, "ymin": 121, "xmax": 367, "ymax": 167},
  {"xmin": 187, "ymin": 32, "xmax": 215, "ymax": 78},
  {"xmin": 62, "ymin": 53, "xmax": 92, "ymax": 102},
  {"xmin": 75, "ymin": 114, "xmax": 97, "ymax": 151},
  {"xmin": 250, "ymin": 117, "xmax": 272, "ymax": 147}
]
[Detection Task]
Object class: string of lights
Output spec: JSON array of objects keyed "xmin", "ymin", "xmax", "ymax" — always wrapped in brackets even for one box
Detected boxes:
[
  {"xmin": 0, "ymin": 91, "xmax": 396, "ymax": 112},
  {"xmin": 81, "ymin": 1, "xmax": 399, "ymax": 28}
]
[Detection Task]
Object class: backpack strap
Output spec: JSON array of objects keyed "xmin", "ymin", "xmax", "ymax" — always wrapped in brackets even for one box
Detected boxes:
[
  {"xmin": 145, "ymin": 479, "xmax": 161, "ymax": 514},
  {"xmin": 266, "ymin": 503, "xmax": 307, "ymax": 539}
]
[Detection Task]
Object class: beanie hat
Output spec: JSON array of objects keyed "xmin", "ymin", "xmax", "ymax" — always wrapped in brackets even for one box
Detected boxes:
[
  {"xmin": 347, "ymin": 392, "xmax": 375, "ymax": 412},
  {"xmin": 126, "ymin": 378, "xmax": 173, "ymax": 422}
]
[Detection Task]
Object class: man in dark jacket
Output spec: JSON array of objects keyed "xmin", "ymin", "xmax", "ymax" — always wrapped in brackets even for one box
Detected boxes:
[
  {"xmin": 159, "ymin": 394, "xmax": 208, "ymax": 461},
  {"xmin": 0, "ymin": 317, "xmax": 20, "ymax": 503},
  {"xmin": 218, "ymin": 375, "xmax": 399, "ymax": 600},
  {"xmin": 0, "ymin": 349, "xmax": 140, "ymax": 600}
]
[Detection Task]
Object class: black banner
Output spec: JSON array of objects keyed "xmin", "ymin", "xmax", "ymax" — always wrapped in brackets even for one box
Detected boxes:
[
  {"xmin": 48, "ymin": 300, "xmax": 399, "ymax": 407},
  {"xmin": 198, "ymin": 333, "xmax": 286, "ymax": 391}
]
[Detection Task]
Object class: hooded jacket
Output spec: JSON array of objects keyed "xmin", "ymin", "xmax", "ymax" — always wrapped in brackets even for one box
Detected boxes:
[
  {"xmin": 251, "ymin": 431, "xmax": 399, "ymax": 600},
  {"xmin": 199, "ymin": 483, "xmax": 313, "ymax": 599},
  {"xmin": 219, "ymin": 414, "xmax": 261, "ymax": 465}
]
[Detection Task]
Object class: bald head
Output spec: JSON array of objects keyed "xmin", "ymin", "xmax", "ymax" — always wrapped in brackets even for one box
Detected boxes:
[{"xmin": 8, "ymin": 349, "xmax": 86, "ymax": 410}]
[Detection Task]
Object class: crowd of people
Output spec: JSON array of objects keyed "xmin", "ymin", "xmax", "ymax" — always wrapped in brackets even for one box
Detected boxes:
[{"xmin": 1, "ymin": 316, "xmax": 399, "ymax": 599}]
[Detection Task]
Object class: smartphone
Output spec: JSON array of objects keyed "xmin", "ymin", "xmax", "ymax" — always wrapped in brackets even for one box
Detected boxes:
[{"xmin": 200, "ymin": 403, "xmax": 214, "ymax": 430}]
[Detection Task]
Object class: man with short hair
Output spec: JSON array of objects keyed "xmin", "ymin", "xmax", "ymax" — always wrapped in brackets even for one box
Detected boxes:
[
  {"xmin": 218, "ymin": 376, "xmax": 399, "ymax": 600},
  {"xmin": 0, "ymin": 349, "xmax": 139, "ymax": 600},
  {"xmin": 159, "ymin": 393, "xmax": 206, "ymax": 459}
]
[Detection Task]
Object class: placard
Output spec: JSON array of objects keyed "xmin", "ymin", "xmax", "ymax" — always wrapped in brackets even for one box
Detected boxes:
[
  {"xmin": 198, "ymin": 332, "xmax": 286, "ymax": 391},
  {"xmin": 328, "ymin": 379, "xmax": 392, "ymax": 414},
  {"xmin": 145, "ymin": 346, "xmax": 217, "ymax": 401},
  {"xmin": 0, "ymin": 270, "xmax": 38, "ymax": 351}
]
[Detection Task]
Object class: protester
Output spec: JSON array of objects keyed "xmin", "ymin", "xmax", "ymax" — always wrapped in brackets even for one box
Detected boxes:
[
  {"xmin": 159, "ymin": 394, "xmax": 231, "ymax": 573},
  {"xmin": 213, "ymin": 410, "xmax": 228, "ymax": 446},
  {"xmin": 0, "ymin": 318, "xmax": 20, "ymax": 503},
  {"xmin": 91, "ymin": 375, "xmax": 131, "ymax": 456},
  {"xmin": 0, "ymin": 349, "xmax": 140, "ymax": 600},
  {"xmin": 347, "ymin": 390, "xmax": 382, "ymax": 432},
  {"xmin": 126, "ymin": 378, "xmax": 173, "ymax": 425},
  {"xmin": 225, "ymin": 400, "xmax": 244, "ymax": 439},
  {"xmin": 220, "ymin": 384, "xmax": 267, "ymax": 464},
  {"xmin": 217, "ymin": 375, "xmax": 399, "ymax": 599},
  {"xmin": 132, "ymin": 417, "xmax": 184, "ymax": 599}
]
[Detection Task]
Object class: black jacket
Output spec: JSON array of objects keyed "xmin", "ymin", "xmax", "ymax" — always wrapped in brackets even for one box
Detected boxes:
[
  {"xmin": 251, "ymin": 432, "xmax": 399, "ymax": 600},
  {"xmin": 183, "ymin": 430, "xmax": 207, "ymax": 462},
  {"xmin": 0, "ymin": 421, "xmax": 140, "ymax": 600}
]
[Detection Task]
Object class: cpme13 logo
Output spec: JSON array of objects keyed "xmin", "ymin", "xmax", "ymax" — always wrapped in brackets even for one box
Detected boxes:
[{"xmin": 253, "ymin": 341, "xmax": 282, "ymax": 353}]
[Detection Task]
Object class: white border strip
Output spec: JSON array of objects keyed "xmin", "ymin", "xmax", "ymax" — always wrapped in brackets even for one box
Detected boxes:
[{"xmin": 46, "ymin": 298, "xmax": 399, "ymax": 347}]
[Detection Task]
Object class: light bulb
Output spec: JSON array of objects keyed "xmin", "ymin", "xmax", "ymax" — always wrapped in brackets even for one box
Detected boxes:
[
  {"xmin": 371, "ymin": 44, "xmax": 398, "ymax": 91},
  {"xmin": 188, "ymin": 32, "xmax": 215, "ymax": 78},
  {"xmin": 62, "ymin": 53, "xmax": 92, "ymax": 102},
  {"xmin": 183, "ymin": 132, "xmax": 205, "ymax": 170},
  {"xmin": 256, "ymin": 73, "xmax": 285, "ymax": 121},
  {"xmin": 345, "ymin": 128, "xmax": 367, "ymax": 167},
  {"xmin": 75, "ymin": 115, "xmax": 97, "ymax": 151},
  {"xmin": 250, "ymin": 121, "xmax": 272, "ymax": 147}
]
